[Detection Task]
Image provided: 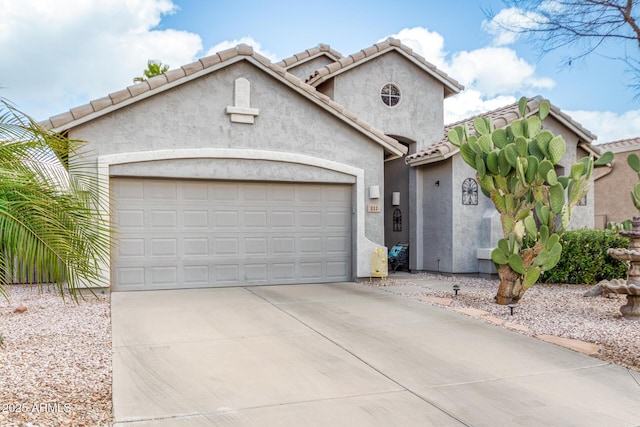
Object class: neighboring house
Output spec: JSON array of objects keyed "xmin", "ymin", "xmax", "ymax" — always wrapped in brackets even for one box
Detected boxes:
[
  {"xmin": 405, "ymin": 97, "xmax": 601, "ymax": 274},
  {"xmin": 594, "ymin": 137, "xmax": 640, "ymax": 228}
]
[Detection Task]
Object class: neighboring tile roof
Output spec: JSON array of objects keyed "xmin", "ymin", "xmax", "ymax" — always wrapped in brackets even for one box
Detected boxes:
[
  {"xmin": 596, "ymin": 137, "xmax": 640, "ymax": 153},
  {"xmin": 275, "ymin": 44, "xmax": 343, "ymax": 70},
  {"xmin": 39, "ymin": 44, "xmax": 406, "ymax": 159},
  {"xmin": 406, "ymin": 96, "xmax": 598, "ymax": 166},
  {"xmin": 305, "ymin": 38, "xmax": 463, "ymax": 98}
]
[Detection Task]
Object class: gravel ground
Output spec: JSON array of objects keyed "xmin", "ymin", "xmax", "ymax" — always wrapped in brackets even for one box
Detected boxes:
[
  {"xmin": 1, "ymin": 275, "xmax": 638, "ymax": 426},
  {"xmin": 373, "ymin": 273, "xmax": 640, "ymax": 372},
  {"xmin": 0, "ymin": 285, "xmax": 111, "ymax": 427}
]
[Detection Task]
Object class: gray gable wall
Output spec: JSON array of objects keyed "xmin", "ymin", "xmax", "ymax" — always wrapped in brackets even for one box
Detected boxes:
[
  {"xmin": 65, "ymin": 57, "xmax": 398, "ymax": 280},
  {"xmin": 328, "ymin": 51, "xmax": 445, "ymax": 151}
]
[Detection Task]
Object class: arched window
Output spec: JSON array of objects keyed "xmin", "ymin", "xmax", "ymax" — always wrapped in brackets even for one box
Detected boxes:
[{"xmin": 462, "ymin": 178, "xmax": 478, "ymax": 205}]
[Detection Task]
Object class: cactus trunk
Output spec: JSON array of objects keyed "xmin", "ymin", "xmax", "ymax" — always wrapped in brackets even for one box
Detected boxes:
[
  {"xmin": 495, "ymin": 246, "xmax": 538, "ymax": 305},
  {"xmin": 496, "ymin": 264, "xmax": 525, "ymax": 304}
]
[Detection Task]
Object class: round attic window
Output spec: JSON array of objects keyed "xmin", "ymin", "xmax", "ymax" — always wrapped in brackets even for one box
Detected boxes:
[{"xmin": 381, "ymin": 83, "xmax": 400, "ymax": 107}]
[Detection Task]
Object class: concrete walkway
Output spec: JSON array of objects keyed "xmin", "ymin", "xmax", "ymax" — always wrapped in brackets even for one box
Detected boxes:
[{"xmin": 111, "ymin": 282, "xmax": 640, "ymax": 426}]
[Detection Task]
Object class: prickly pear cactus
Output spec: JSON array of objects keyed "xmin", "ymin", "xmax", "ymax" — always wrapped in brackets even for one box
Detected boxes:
[
  {"xmin": 448, "ymin": 96, "xmax": 613, "ymax": 305},
  {"xmin": 627, "ymin": 153, "xmax": 640, "ymax": 211}
]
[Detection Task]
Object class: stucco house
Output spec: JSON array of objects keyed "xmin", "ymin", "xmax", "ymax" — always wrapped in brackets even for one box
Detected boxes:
[
  {"xmin": 41, "ymin": 39, "xmax": 466, "ymax": 291},
  {"xmin": 40, "ymin": 39, "xmax": 600, "ymax": 291},
  {"xmin": 405, "ymin": 97, "xmax": 601, "ymax": 275},
  {"xmin": 594, "ymin": 137, "xmax": 640, "ymax": 228}
]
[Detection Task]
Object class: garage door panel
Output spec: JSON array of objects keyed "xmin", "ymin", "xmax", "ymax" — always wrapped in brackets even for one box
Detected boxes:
[
  {"xmin": 213, "ymin": 237, "xmax": 239, "ymax": 256},
  {"xmin": 327, "ymin": 236, "xmax": 350, "ymax": 254},
  {"xmin": 117, "ymin": 239, "xmax": 145, "ymax": 257},
  {"xmin": 244, "ymin": 211, "xmax": 268, "ymax": 228},
  {"xmin": 117, "ymin": 267, "xmax": 145, "ymax": 290},
  {"xmin": 214, "ymin": 211, "xmax": 238, "ymax": 228},
  {"xmin": 327, "ymin": 261, "xmax": 349, "ymax": 278},
  {"xmin": 183, "ymin": 210, "xmax": 208, "ymax": 228},
  {"xmin": 149, "ymin": 181, "xmax": 177, "ymax": 200},
  {"xmin": 245, "ymin": 237, "xmax": 268, "ymax": 255},
  {"xmin": 150, "ymin": 238, "xmax": 177, "ymax": 257},
  {"xmin": 183, "ymin": 265, "xmax": 209, "ymax": 285},
  {"xmin": 271, "ymin": 211, "xmax": 295, "ymax": 228},
  {"xmin": 150, "ymin": 210, "xmax": 178, "ymax": 229},
  {"xmin": 184, "ymin": 238, "xmax": 209, "ymax": 257},
  {"xmin": 117, "ymin": 210, "xmax": 145, "ymax": 229},
  {"xmin": 111, "ymin": 178, "xmax": 352, "ymax": 290},
  {"xmin": 273, "ymin": 237, "xmax": 295, "ymax": 254},
  {"xmin": 300, "ymin": 262, "xmax": 322, "ymax": 280}
]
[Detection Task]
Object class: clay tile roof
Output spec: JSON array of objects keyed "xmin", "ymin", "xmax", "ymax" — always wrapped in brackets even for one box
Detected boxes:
[
  {"xmin": 39, "ymin": 43, "xmax": 406, "ymax": 160},
  {"xmin": 305, "ymin": 37, "xmax": 463, "ymax": 98},
  {"xmin": 275, "ymin": 44, "xmax": 343, "ymax": 69},
  {"xmin": 597, "ymin": 137, "xmax": 640, "ymax": 153},
  {"xmin": 406, "ymin": 96, "xmax": 598, "ymax": 166}
]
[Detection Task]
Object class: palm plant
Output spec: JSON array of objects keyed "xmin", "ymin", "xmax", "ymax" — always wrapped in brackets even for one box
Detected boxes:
[
  {"xmin": 0, "ymin": 98, "xmax": 110, "ymax": 300},
  {"xmin": 133, "ymin": 60, "xmax": 169, "ymax": 83}
]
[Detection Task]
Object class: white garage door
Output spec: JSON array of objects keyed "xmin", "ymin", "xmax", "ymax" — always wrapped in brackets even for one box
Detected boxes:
[{"xmin": 110, "ymin": 178, "xmax": 352, "ymax": 291}]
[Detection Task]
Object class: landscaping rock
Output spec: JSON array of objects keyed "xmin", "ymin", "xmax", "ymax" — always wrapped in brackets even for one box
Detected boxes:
[
  {"xmin": 583, "ymin": 283, "xmax": 604, "ymax": 297},
  {"xmin": 13, "ymin": 305, "xmax": 27, "ymax": 313}
]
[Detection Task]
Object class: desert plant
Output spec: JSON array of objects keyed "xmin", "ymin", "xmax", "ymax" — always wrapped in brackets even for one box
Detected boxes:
[
  {"xmin": 628, "ymin": 153, "xmax": 640, "ymax": 213},
  {"xmin": 606, "ymin": 220, "xmax": 633, "ymax": 232},
  {"xmin": 448, "ymin": 96, "xmax": 613, "ymax": 304}
]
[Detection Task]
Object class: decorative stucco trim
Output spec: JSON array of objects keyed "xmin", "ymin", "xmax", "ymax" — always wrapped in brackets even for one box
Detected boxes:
[
  {"xmin": 97, "ymin": 148, "xmax": 379, "ymax": 287},
  {"xmin": 226, "ymin": 77, "xmax": 259, "ymax": 124}
]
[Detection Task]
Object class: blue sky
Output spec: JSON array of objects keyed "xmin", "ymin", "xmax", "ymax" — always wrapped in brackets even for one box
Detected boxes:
[{"xmin": 0, "ymin": 0, "xmax": 637, "ymax": 143}]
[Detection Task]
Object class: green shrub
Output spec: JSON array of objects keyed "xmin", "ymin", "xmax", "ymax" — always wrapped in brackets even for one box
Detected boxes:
[{"xmin": 540, "ymin": 228, "xmax": 629, "ymax": 284}]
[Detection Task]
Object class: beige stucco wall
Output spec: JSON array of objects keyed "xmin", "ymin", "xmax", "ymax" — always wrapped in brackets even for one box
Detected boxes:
[
  {"xmin": 541, "ymin": 116, "xmax": 595, "ymax": 230},
  {"xmin": 595, "ymin": 150, "xmax": 640, "ymax": 227}
]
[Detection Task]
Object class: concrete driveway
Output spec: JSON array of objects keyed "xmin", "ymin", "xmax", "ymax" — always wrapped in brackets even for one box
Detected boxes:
[{"xmin": 111, "ymin": 282, "xmax": 640, "ymax": 426}]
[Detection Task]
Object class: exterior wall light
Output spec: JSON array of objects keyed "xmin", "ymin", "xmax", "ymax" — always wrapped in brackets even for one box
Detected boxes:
[
  {"xmin": 392, "ymin": 192, "xmax": 400, "ymax": 206},
  {"xmin": 369, "ymin": 186, "xmax": 380, "ymax": 199}
]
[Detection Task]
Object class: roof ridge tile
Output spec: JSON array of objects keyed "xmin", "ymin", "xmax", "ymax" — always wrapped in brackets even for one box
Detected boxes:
[
  {"xmin": 182, "ymin": 60, "xmax": 205, "ymax": 76},
  {"xmin": 127, "ymin": 81, "xmax": 150, "ymax": 97}
]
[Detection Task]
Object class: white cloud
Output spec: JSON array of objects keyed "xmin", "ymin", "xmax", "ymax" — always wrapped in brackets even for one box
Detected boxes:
[
  {"xmin": 567, "ymin": 109, "xmax": 640, "ymax": 144},
  {"xmin": 383, "ymin": 27, "xmax": 447, "ymax": 70},
  {"xmin": 444, "ymin": 91, "xmax": 516, "ymax": 124},
  {"xmin": 387, "ymin": 27, "xmax": 554, "ymax": 124},
  {"xmin": 449, "ymin": 47, "xmax": 555, "ymax": 96},
  {"xmin": 0, "ymin": 0, "xmax": 202, "ymax": 120},
  {"xmin": 481, "ymin": 7, "xmax": 542, "ymax": 46},
  {"xmin": 206, "ymin": 37, "xmax": 278, "ymax": 63}
]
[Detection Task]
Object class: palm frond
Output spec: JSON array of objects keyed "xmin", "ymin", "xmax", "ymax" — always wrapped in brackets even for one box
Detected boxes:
[{"xmin": 0, "ymin": 98, "xmax": 111, "ymax": 301}]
